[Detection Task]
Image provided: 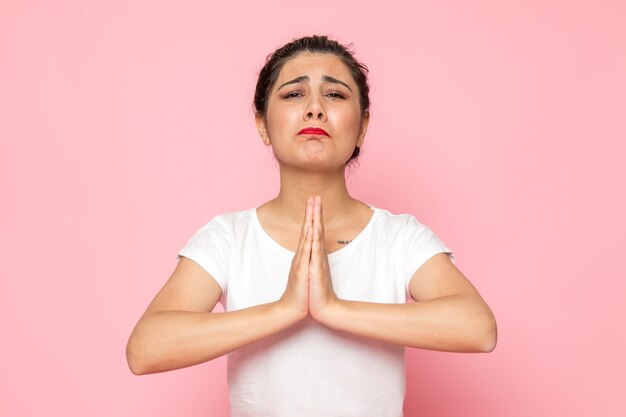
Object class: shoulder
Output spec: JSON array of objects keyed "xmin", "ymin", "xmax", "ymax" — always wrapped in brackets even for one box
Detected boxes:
[
  {"xmin": 183, "ymin": 207, "xmax": 257, "ymax": 245},
  {"xmin": 370, "ymin": 206, "xmax": 430, "ymax": 234},
  {"xmin": 197, "ymin": 207, "xmax": 256, "ymax": 229},
  {"xmin": 369, "ymin": 206, "xmax": 450, "ymax": 258}
]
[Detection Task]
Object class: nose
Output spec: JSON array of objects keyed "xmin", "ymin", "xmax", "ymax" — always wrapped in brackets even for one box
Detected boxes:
[{"xmin": 304, "ymin": 93, "xmax": 327, "ymax": 122}]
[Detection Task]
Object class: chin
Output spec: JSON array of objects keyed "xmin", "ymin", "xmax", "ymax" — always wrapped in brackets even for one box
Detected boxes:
[{"xmin": 274, "ymin": 148, "xmax": 352, "ymax": 171}]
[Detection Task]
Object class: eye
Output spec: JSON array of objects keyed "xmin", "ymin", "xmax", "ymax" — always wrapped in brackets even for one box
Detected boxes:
[
  {"xmin": 326, "ymin": 92, "xmax": 345, "ymax": 99},
  {"xmin": 284, "ymin": 91, "xmax": 303, "ymax": 99}
]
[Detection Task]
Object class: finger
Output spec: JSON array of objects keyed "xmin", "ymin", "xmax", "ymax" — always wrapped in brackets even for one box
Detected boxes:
[
  {"xmin": 319, "ymin": 197, "xmax": 325, "ymax": 238},
  {"xmin": 296, "ymin": 198, "xmax": 313, "ymax": 259},
  {"xmin": 313, "ymin": 197, "xmax": 326, "ymax": 255},
  {"xmin": 310, "ymin": 225, "xmax": 320, "ymax": 272},
  {"xmin": 301, "ymin": 198, "xmax": 313, "ymax": 237},
  {"xmin": 308, "ymin": 196, "xmax": 314, "ymax": 225},
  {"xmin": 299, "ymin": 223, "xmax": 313, "ymax": 271},
  {"xmin": 313, "ymin": 196, "xmax": 321, "ymax": 236}
]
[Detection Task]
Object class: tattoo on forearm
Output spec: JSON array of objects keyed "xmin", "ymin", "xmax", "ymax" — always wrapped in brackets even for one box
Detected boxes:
[{"xmin": 337, "ymin": 240, "xmax": 352, "ymax": 245}]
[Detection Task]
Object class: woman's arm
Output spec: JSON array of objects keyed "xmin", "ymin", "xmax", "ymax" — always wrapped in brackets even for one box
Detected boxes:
[
  {"xmin": 317, "ymin": 253, "xmax": 497, "ymax": 353},
  {"xmin": 308, "ymin": 198, "xmax": 496, "ymax": 353},
  {"xmin": 126, "ymin": 257, "xmax": 304, "ymax": 375}
]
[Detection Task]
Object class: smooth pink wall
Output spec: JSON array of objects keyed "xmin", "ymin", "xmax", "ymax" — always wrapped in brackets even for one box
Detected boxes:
[{"xmin": 1, "ymin": 1, "xmax": 625, "ymax": 416}]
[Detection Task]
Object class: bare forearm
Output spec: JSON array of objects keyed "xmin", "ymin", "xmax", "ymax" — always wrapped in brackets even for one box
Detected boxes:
[
  {"xmin": 126, "ymin": 301, "xmax": 299, "ymax": 375},
  {"xmin": 322, "ymin": 296, "xmax": 497, "ymax": 353}
]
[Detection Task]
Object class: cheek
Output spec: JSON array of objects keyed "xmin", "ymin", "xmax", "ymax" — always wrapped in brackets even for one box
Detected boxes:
[
  {"xmin": 334, "ymin": 108, "xmax": 362, "ymax": 138},
  {"xmin": 265, "ymin": 105, "xmax": 296, "ymax": 139},
  {"xmin": 264, "ymin": 115, "xmax": 280, "ymax": 141}
]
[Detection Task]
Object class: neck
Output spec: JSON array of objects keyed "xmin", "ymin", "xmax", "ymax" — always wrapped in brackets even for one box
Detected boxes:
[{"xmin": 268, "ymin": 164, "xmax": 356, "ymax": 226}]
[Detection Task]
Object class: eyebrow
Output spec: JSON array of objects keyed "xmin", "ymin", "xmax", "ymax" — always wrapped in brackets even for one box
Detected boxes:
[{"xmin": 277, "ymin": 75, "xmax": 353, "ymax": 92}]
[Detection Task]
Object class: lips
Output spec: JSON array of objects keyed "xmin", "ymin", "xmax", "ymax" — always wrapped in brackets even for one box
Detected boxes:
[{"xmin": 298, "ymin": 127, "xmax": 330, "ymax": 137}]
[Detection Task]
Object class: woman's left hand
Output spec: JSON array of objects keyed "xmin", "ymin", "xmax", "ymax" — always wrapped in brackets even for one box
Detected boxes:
[{"xmin": 309, "ymin": 196, "xmax": 340, "ymax": 323}]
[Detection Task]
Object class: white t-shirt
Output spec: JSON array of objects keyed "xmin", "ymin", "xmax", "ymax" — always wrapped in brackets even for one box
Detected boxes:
[{"xmin": 178, "ymin": 205, "xmax": 454, "ymax": 417}]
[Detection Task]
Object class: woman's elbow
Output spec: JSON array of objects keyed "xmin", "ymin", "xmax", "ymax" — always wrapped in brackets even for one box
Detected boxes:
[
  {"xmin": 126, "ymin": 337, "xmax": 144, "ymax": 375},
  {"xmin": 478, "ymin": 308, "xmax": 497, "ymax": 353},
  {"xmin": 126, "ymin": 333, "xmax": 156, "ymax": 375}
]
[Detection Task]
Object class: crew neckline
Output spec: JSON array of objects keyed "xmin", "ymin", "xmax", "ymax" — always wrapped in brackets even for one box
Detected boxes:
[{"xmin": 251, "ymin": 205, "xmax": 379, "ymax": 261}]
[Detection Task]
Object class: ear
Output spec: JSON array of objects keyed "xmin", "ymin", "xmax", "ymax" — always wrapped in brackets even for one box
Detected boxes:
[
  {"xmin": 255, "ymin": 113, "xmax": 271, "ymax": 146},
  {"xmin": 356, "ymin": 112, "xmax": 370, "ymax": 147}
]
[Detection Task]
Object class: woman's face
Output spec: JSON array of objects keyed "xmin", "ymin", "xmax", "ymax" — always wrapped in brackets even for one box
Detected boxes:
[{"xmin": 256, "ymin": 52, "xmax": 369, "ymax": 171}]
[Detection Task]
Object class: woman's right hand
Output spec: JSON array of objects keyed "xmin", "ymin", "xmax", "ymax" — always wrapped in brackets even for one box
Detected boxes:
[{"xmin": 279, "ymin": 197, "xmax": 314, "ymax": 321}]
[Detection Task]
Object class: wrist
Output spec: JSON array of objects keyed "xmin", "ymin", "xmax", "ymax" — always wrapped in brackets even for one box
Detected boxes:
[
  {"xmin": 275, "ymin": 297, "xmax": 308, "ymax": 324},
  {"xmin": 314, "ymin": 297, "xmax": 344, "ymax": 329}
]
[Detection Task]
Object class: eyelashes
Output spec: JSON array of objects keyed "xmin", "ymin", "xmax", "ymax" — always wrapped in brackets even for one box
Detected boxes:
[{"xmin": 283, "ymin": 91, "xmax": 345, "ymax": 100}]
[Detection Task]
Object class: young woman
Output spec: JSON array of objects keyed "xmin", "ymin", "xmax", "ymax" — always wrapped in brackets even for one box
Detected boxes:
[{"xmin": 126, "ymin": 35, "xmax": 497, "ymax": 416}]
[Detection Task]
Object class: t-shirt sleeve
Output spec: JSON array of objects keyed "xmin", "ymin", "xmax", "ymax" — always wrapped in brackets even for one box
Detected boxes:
[
  {"xmin": 403, "ymin": 216, "xmax": 455, "ymax": 295},
  {"xmin": 177, "ymin": 216, "xmax": 231, "ymax": 292}
]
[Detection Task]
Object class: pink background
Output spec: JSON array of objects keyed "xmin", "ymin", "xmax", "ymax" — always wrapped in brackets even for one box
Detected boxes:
[{"xmin": 1, "ymin": 1, "xmax": 625, "ymax": 416}]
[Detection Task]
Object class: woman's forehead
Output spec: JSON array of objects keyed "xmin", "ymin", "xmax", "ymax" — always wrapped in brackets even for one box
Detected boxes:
[{"xmin": 277, "ymin": 52, "xmax": 352, "ymax": 84}]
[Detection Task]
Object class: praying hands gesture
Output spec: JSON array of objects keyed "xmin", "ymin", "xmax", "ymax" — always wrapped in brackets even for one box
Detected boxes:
[
  {"xmin": 127, "ymin": 195, "xmax": 496, "ymax": 375},
  {"xmin": 280, "ymin": 196, "xmax": 339, "ymax": 324}
]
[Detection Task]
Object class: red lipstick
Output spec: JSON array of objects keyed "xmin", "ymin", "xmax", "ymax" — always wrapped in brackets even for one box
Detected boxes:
[{"xmin": 298, "ymin": 127, "xmax": 330, "ymax": 137}]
